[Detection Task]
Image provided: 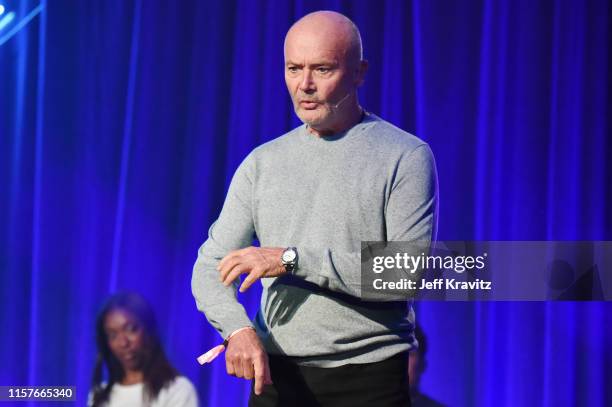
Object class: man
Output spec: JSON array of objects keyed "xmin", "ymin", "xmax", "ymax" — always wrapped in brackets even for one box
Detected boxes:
[{"xmin": 192, "ymin": 10, "xmax": 437, "ymax": 407}]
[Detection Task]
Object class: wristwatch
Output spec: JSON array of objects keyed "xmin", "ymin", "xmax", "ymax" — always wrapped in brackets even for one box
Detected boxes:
[{"xmin": 281, "ymin": 247, "xmax": 298, "ymax": 273}]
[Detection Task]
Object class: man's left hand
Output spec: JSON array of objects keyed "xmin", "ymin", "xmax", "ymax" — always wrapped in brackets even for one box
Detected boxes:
[{"xmin": 218, "ymin": 247, "xmax": 286, "ymax": 292}]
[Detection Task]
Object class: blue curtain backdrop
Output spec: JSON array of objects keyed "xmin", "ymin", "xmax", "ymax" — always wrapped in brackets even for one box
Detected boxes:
[{"xmin": 1, "ymin": 0, "xmax": 610, "ymax": 406}]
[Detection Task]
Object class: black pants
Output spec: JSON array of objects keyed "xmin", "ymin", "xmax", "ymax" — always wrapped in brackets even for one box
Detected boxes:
[{"xmin": 249, "ymin": 352, "xmax": 411, "ymax": 407}]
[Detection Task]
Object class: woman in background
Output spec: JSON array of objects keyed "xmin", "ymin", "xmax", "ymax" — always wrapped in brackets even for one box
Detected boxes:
[{"xmin": 90, "ymin": 292, "xmax": 198, "ymax": 407}]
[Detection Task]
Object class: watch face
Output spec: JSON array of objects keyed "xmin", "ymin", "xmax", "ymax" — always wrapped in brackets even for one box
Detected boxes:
[{"xmin": 282, "ymin": 250, "xmax": 296, "ymax": 262}]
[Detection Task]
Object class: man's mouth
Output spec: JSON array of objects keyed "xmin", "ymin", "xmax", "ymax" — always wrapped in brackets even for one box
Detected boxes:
[{"xmin": 299, "ymin": 101, "xmax": 319, "ymax": 109}]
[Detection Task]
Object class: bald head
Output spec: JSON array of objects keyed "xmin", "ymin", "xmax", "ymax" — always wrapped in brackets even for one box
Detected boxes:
[
  {"xmin": 285, "ymin": 11, "xmax": 363, "ymax": 66},
  {"xmin": 283, "ymin": 11, "xmax": 367, "ymax": 135}
]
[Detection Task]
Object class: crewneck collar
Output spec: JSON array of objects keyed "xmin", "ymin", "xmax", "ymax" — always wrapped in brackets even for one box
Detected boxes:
[{"xmin": 300, "ymin": 111, "xmax": 378, "ymax": 143}]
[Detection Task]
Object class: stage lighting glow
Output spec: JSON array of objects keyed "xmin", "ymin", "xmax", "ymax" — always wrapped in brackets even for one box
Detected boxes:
[
  {"xmin": 0, "ymin": 5, "xmax": 5, "ymax": 16},
  {"xmin": 0, "ymin": 11, "xmax": 15, "ymax": 31},
  {"xmin": 0, "ymin": 2, "xmax": 44, "ymax": 47}
]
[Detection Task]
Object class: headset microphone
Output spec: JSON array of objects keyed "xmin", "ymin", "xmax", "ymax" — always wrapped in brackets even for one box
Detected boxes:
[{"xmin": 330, "ymin": 92, "xmax": 352, "ymax": 110}]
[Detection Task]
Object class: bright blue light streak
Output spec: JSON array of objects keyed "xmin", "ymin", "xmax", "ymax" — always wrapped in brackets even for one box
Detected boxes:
[
  {"xmin": 0, "ymin": 11, "xmax": 14, "ymax": 31},
  {"xmin": 0, "ymin": 3, "xmax": 44, "ymax": 47},
  {"xmin": 109, "ymin": 0, "xmax": 142, "ymax": 292},
  {"xmin": 28, "ymin": 0, "xmax": 47, "ymax": 391}
]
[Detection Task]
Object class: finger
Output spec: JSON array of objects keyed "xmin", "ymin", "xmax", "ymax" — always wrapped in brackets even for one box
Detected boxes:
[
  {"xmin": 242, "ymin": 357, "xmax": 254, "ymax": 380},
  {"xmin": 253, "ymin": 368, "xmax": 264, "ymax": 395},
  {"xmin": 226, "ymin": 356, "xmax": 235, "ymax": 376},
  {"xmin": 218, "ymin": 247, "xmax": 251, "ymax": 271},
  {"xmin": 232, "ymin": 355, "xmax": 244, "ymax": 378},
  {"xmin": 253, "ymin": 353, "xmax": 272, "ymax": 395},
  {"xmin": 219, "ymin": 256, "xmax": 242, "ymax": 282},
  {"xmin": 239, "ymin": 268, "xmax": 263, "ymax": 293},
  {"xmin": 223, "ymin": 265, "xmax": 250, "ymax": 286},
  {"xmin": 218, "ymin": 252, "xmax": 233, "ymax": 272}
]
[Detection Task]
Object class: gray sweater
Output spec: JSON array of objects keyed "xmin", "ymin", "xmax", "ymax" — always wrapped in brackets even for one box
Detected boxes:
[{"xmin": 192, "ymin": 113, "xmax": 437, "ymax": 367}]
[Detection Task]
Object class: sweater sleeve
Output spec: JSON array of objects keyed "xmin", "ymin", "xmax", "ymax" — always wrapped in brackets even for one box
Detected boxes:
[
  {"xmin": 292, "ymin": 144, "xmax": 438, "ymax": 298},
  {"xmin": 191, "ymin": 154, "xmax": 257, "ymax": 338}
]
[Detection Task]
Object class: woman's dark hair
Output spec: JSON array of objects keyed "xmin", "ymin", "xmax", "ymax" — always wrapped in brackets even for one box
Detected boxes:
[{"xmin": 91, "ymin": 292, "xmax": 178, "ymax": 407}]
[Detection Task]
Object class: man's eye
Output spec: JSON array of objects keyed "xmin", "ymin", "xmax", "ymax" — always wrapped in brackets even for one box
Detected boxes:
[
  {"xmin": 287, "ymin": 66, "xmax": 298, "ymax": 73},
  {"xmin": 316, "ymin": 67, "xmax": 330, "ymax": 74}
]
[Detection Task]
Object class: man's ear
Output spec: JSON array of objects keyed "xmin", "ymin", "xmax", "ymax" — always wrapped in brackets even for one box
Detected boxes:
[{"xmin": 355, "ymin": 59, "xmax": 368, "ymax": 87}]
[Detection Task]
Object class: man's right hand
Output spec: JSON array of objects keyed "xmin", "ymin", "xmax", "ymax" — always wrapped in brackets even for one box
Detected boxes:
[{"xmin": 225, "ymin": 327, "xmax": 273, "ymax": 395}]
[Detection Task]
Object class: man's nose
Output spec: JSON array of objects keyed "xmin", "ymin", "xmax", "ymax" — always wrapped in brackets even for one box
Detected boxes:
[{"xmin": 298, "ymin": 69, "xmax": 315, "ymax": 92}]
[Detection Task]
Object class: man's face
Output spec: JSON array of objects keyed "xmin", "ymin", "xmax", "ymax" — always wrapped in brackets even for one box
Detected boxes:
[{"xmin": 284, "ymin": 29, "xmax": 359, "ymax": 129}]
